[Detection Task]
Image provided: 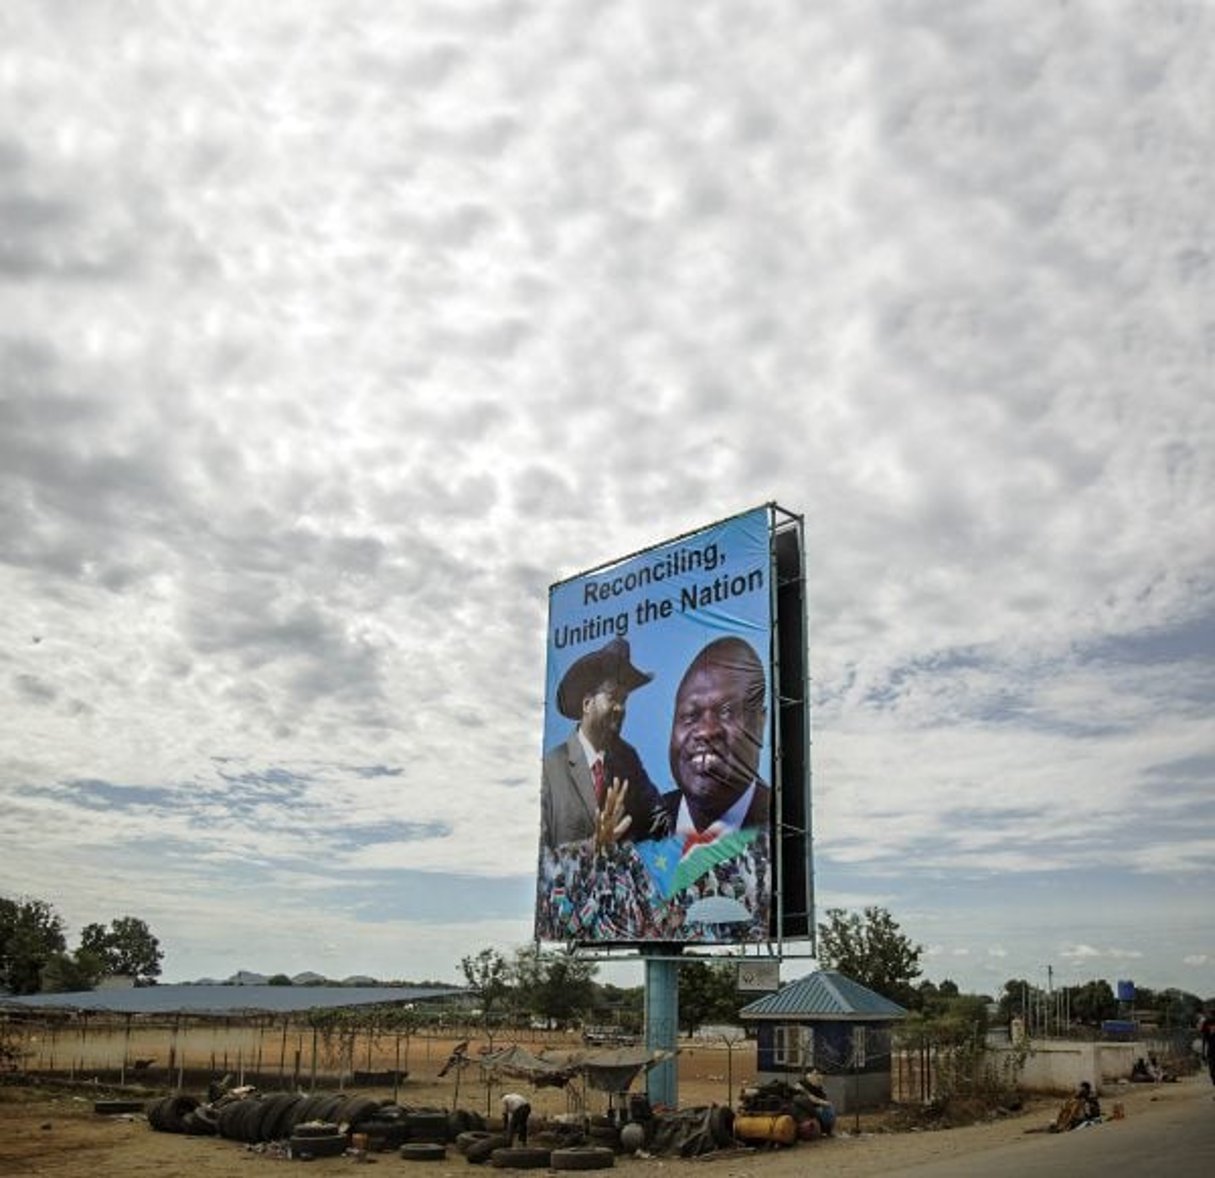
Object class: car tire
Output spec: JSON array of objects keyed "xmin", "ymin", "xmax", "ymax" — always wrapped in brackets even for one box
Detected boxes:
[
  {"xmin": 551, "ymin": 1147, "xmax": 616, "ymax": 1170},
  {"xmin": 400, "ymin": 1142, "xmax": 447, "ymax": 1161},
  {"xmin": 588, "ymin": 1124, "xmax": 620, "ymax": 1150},
  {"xmin": 490, "ymin": 1146, "xmax": 552, "ymax": 1169},
  {"xmin": 405, "ymin": 1110, "xmax": 450, "ymax": 1143},
  {"xmin": 290, "ymin": 1131, "xmax": 348, "ymax": 1158},
  {"xmin": 465, "ymin": 1134, "xmax": 509, "ymax": 1165},
  {"xmin": 456, "ymin": 1130, "xmax": 494, "ymax": 1154},
  {"xmin": 709, "ymin": 1106, "xmax": 735, "ymax": 1147},
  {"xmin": 94, "ymin": 1099, "xmax": 147, "ymax": 1116},
  {"xmin": 338, "ymin": 1094, "xmax": 383, "ymax": 1130}
]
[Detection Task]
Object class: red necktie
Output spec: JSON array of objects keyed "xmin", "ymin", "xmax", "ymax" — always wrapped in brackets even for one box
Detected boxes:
[{"xmin": 592, "ymin": 759, "xmax": 606, "ymax": 807}]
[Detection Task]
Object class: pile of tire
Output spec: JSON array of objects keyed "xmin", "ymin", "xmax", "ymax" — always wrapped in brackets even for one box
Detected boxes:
[
  {"xmin": 457, "ymin": 1130, "xmax": 507, "ymax": 1165},
  {"xmin": 146, "ymin": 1094, "xmax": 217, "ymax": 1136},
  {"xmin": 395, "ymin": 1106, "xmax": 450, "ymax": 1144},
  {"xmin": 533, "ymin": 1120, "xmax": 588, "ymax": 1152},
  {"xmin": 446, "ymin": 1107, "xmax": 489, "ymax": 1138},
  {"xmin": 356, "ymin": 1103, "xmax": 433, "ymax": 1151},
  {"xmin": 148, "ymin": 1090, "xmax": 492, "ymax": 1156},
  {"xmin": 205, "ymin": 1091, "xmax": 388, "ymax": 1157},
  {"xmin": 586, "ymin": 1116, "xmax": 621, "ymax": 1152}
]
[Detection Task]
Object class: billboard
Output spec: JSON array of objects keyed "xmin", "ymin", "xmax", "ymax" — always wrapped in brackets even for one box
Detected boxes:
[{"xmin": 534, "ymin": 505, "xmax": 809, "ymax": 947}]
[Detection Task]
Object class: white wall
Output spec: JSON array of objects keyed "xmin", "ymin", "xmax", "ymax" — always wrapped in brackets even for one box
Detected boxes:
[{"xmin": 990, "ymin": 1038, "xmax": 1140, "ymax": 1096}]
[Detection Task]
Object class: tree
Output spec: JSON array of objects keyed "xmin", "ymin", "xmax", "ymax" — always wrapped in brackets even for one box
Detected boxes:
[
  {"xmin": 1067, "ymin": 979, "xmax": 1117, "ymax": 1026},
  {"xmin": 513, "ymin": 946, "xmax": 595, "ymax": 1028},
  {"xmin": 996, "ymin": 978, "xmax": 1036, "ymax": 1024},
  {"xmin": 816, "ymin": 906, "xmax": 922, "ymax": 1007},
  {"xmin": 0, "ymin": 896, "xmax": 67, "ymax": 995},
  {"xmin": 79, "ymin": 916, "xmax": 163, "ymax": 984},
  {"xmin": 1133, "ymin": 986, "xmax": 1202, "ymax": 1029},
  {"xmin": 267, "ymin": 974, "xmax": 293, "ymax": 986},
  {"xmin": 591, "ymin": 981, "xmax": 645, "ymax": 1033},
  {"xmin": 41, "ymin": 948, "xmax": 106, "ymax": 993},
  {"xmin": 678, "ymin": 960, "xmax": 739, "ymax": 1036},
  {"xmin": 460, "ymin": 948, "xmax": 511, "ymax": 1049}
]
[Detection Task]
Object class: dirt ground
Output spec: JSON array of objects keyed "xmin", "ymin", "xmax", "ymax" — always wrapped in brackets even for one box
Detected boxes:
[{"xmin": 0, "ymin": 1034, "xmax": 1206, "ymax": 1178}]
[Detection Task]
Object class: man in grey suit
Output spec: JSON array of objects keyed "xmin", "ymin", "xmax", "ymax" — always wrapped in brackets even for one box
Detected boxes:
[{"xmin": 540, "ymin": 637, "xmax": 668, "ymax": 850}]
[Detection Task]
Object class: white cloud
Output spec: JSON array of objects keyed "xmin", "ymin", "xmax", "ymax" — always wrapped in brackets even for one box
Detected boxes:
[{"xmin": 0, "ymin": 0, "xmax": 1212, "ymax": 992}]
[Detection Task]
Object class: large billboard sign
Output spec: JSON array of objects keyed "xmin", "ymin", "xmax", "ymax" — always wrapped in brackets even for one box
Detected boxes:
[{"xmin": 534, "ymin": 505, "xmax": 810, "ymax": 947}]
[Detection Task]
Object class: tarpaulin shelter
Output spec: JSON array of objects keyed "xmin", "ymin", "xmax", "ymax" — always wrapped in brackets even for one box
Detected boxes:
[
  {"xmin": 478, "ymin": 1044, "xmax": 676, "ymax": 1094},
  {"xmin": 574, "ymin": 1046, "xmax": 677, "ymax": 1094},
  {"xmin": 476, "ymin": 1045, "xmax": 579, "ymax": 1088}
]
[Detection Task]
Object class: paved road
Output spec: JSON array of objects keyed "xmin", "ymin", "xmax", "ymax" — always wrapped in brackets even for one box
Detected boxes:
[{"xmin": 896, "ymin": 1080, "xmax": 1215, "ymax": 1178}]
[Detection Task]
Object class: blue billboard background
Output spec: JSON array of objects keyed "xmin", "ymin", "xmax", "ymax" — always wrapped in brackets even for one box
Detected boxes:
[{"xmin": 543, "ymin": 506, "xmax": 773, "ymax": 787}]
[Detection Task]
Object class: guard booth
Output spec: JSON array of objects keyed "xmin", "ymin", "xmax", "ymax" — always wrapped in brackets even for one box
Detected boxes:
[{"xmin": 739, "ymin": 969, "xmax": 907, "ymax": 1114}]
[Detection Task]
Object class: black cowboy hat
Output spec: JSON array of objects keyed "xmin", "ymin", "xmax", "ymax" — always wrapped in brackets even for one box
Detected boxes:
[{"xmin": 555, "ymin": 638, "xmax": 653, "ymax": 719}]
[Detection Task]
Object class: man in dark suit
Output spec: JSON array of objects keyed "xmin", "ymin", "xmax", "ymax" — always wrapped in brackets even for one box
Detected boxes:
[
  {"xmin": 540, "ymin": 637, "xmax": 669, "ymax": 850},
  {"xmin": 660, "ymin": 635, "xmax": 770, "ymax": 837}
]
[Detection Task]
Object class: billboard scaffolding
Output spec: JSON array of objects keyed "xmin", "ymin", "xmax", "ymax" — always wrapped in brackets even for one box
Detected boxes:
[{"xmin": 534, "ymin": 503, "xmax": 812, "ymax": 958}]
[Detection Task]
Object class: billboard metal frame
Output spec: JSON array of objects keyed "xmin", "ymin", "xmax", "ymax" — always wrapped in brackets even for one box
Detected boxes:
[
  {"xmin": 769, "ymin": 503, "xmax": 814, "ymax": 959},
  {"xmin": 535, "ymin": 501, "xmax": 814, "ymax": 964}
]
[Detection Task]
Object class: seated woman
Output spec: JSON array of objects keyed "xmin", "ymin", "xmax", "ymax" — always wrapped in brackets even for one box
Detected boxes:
[
  {"xmin": 1053, "ymin": 1081, "xmax": 1101, "ymax": 1132},
  {"xmin": 1147, "ymin": 1053, "xmax": 1177, "ymax": 1082}
]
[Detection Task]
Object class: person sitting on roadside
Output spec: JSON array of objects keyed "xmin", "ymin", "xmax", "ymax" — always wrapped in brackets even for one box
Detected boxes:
[
  {"xmin": 793, "ymin": 1069, "xmax": 836, "ymax": 1136},
  {"xmin": 1147, "ymin": 1053, "xmax": 1177, "ymax": 1082},
  {"xmin": 1053, "ymin": 1080, "xmax": 1101, "ymax": 1131}
]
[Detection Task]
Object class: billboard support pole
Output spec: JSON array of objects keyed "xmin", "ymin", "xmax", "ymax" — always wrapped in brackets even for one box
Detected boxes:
[{"xmin": 643, "ymin": 947, "xmax": 680, "ymax": 1109}]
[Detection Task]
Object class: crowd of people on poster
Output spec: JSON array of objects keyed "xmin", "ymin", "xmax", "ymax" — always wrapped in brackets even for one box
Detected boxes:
[{"xmin": 534, "ymin": 508, "xmax": 775, "ymax": 946}]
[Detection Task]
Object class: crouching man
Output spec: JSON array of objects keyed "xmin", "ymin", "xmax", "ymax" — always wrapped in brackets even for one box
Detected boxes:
[{"xmin": 501, "ymin": 1092, "xmax": 532, "ymax": 1145}]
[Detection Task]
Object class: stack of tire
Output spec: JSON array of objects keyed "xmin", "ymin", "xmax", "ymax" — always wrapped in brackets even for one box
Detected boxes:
[
  {"xmin": 455, "ymin": 1134, "xmax": 553, "ymax": 1169},
  {"xmin": 213, "ymin": 1091, "xmax": 346, "ymax": 1149},
  {"xmin": 197, "ymin": 1091, "xmax": 377, "ymax": 1157},
  {"xmin": 452, "ymin": 1127, "xmax": 613, "ymax": 1170},
  {"xmin": 586, "ymin": 1115, "xmax": 621, "ymax": 1151},
  {"xmin": 146, "ymin": 1094, "xmax": 217, "ymax": 1136},
  {"xmin": 147, "ymin": 1091, "xmax": 500, "ymax": 1159}
]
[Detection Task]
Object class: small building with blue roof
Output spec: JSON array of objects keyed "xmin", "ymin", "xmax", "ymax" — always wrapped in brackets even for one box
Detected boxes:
[{"xmin": 738, "ymin": 969, "xmax": 908, "ymax": 1112}]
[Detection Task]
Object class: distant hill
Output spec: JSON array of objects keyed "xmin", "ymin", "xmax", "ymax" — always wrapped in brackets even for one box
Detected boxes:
[{"xmin": 177, "ymin": 970, "xmax": 464, "ymax": 989}]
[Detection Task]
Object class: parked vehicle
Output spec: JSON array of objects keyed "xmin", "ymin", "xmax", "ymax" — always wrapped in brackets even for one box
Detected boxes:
[{"xmin": 581, "ymin": 1025, "xmax": 638, "ymax": 1047}]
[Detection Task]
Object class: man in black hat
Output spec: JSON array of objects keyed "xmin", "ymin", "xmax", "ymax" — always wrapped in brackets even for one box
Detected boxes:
[{"xmin": 540, "ymin": 637, "xmax": 669, "ymax": 850}]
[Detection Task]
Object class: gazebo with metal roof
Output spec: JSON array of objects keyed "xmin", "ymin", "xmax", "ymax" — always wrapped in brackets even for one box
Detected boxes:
[{"xmin": 738, "ymin": 969, "xmax": 908, "ymax": 1113}]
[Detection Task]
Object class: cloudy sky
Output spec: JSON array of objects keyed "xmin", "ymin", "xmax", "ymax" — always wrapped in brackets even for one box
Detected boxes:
[{"xmin": 2, "ymin": 1, "xmax": 1212, "ymax": 1001}]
